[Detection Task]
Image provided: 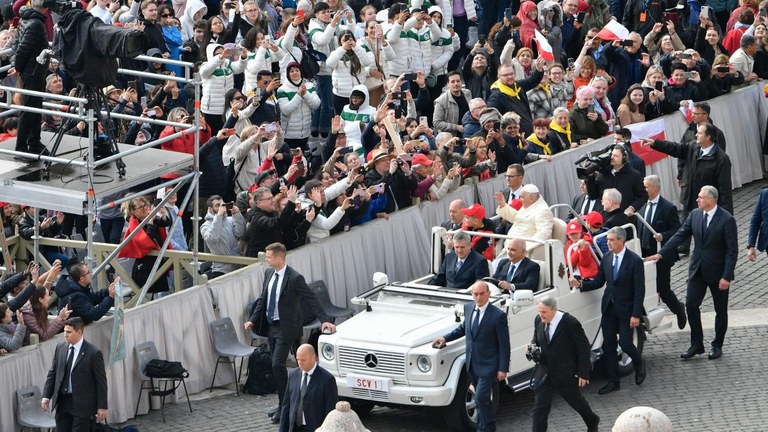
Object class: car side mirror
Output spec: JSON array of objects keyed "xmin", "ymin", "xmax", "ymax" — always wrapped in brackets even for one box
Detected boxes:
[{"xmin": 510, "ymin": 290, "xmax": 534, "ymax": 314}]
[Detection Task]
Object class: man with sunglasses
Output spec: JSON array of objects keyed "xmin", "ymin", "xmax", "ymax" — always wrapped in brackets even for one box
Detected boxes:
[{"xmin": 55, "ymin": 263, "xmax": 117, "ymax": 325}]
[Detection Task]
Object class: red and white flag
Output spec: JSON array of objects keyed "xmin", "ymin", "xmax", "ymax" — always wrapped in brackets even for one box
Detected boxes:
[
  {"xmin": 596, "ymin": 20, "xmax": 630, "ymax": 41},
  {"xmin": 625, "ymin": 118, "xmax": 668, "ymax": 165},
  {"xmin": 534, "ymin": 30, "xmax": 554, "ymax": 61}
]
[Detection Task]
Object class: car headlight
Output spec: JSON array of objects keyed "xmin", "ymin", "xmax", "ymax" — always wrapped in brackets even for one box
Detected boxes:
[
  {"xmin": 321, "ymin": 343, "xmax": 335, "ymax": 361},
  {"xmin": 416, "ymin": 355, "xmax": 432, "ymax": 373}
]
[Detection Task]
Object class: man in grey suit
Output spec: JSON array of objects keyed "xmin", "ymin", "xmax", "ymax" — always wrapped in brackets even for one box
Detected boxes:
[
  {"xmin": 433, "ymin": 281, "xmax": 510, "ymax": 432},
  {"xmin": 648, "ymin": 186, "xmax": 738, "ymax": 360},
  {"xmin": 429, "ymin": 231, "xmax": 490, "ymax": 289},
  {"xmin": 245, "ymin": 243, "xmax": 336, "ymax": 423},
  {"xmin": 279, "ymin": 344, "xmax": 337, "ymax": 432},
  {"xmin": 41, "ymin": 317, "xmax": 108, "ymax": 432}
]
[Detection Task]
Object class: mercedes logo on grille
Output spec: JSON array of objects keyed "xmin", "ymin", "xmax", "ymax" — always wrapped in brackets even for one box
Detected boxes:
[{"xmin": 364, "ymin": 353, "xmax": 378, "ymax": 368}]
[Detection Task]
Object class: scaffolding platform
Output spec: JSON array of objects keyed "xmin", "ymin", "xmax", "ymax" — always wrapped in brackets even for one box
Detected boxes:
[{"xmin": 0, "ymin": 132, "xmax": 193, "ymax": 214}]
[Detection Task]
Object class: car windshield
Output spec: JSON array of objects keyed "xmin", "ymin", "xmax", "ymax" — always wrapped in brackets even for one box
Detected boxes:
[{"xmin": 363, "ymin": 285, "xmax": 501, "ymax": 310}]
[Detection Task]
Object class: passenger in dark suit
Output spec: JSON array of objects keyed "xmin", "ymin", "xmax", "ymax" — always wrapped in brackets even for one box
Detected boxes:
[
  {"xmin": 279, "ymin": 344, "xmax": 338, "ymax": 432},
  {"xmin": 496, "ymin": 164, "xmax": 525, "ymax": 234},
  {"xmin": 492, "ymin": 238, "xmax": 541, "ymax": 292},
  {"xmin": 568, "ymin": 179, "xmax": 603, "ymax": 221},
  {"xmin": 429, "ymin": 231, "xmax": 490, "ymax": 289},
  {"xmin": 41, "ymin": 317, "xmax": 108, "ymax": 432},
  {"xmin": 573, "ymin": 226, "xmax": 646, "ymax": 394},
  {"xmin": 530, "ymin": 296, "xmax": 600, "ymax": 432},
  {"xmin": 747, "ymin": 187, "xmax": 768, "ymax": 262},
  {"xmin": 632, "ymin": 175, "xmax": 686, "ymax": 329},
  {"xmin": 433, "ymin": 281, "xmax": 511, "ymax": 432},
  {"xmin": 595, "ymin": 188, "xmax": 633, "ymax": 254},
  {"xmin": 440, "ymin": 199, "xmax": 466, "ymax": 256},
  {"xmin": 648, "ymin": 186, "xmax": 738, "ymax": 360},
  {"xmin": 245, "ymin": 243, "xmax": 336, "ymax": 423}
]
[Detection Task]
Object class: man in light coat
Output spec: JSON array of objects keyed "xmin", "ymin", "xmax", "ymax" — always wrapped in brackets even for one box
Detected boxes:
[
  {"xmin": 494, "ymin": 184, "xmax": 554, "ymax": 254},
  {"xmin": 201, "ymin": 195, "xmax": 246, "ymax": 278},
  {"xmin": 434, "ymin": 71, "xmax": 472, "ymax": 136}
]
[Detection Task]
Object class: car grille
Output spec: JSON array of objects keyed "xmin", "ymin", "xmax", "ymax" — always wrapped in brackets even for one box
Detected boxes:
[
  {"xmin": 351, "ymin": 388, "xmax": 389, "ymax": 400},
  {"xmin": 339, "ymin": 346, "xmax": 406, "ymax": 382}
]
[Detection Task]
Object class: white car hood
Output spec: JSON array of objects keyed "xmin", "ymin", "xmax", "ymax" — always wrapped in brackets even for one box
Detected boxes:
[{"xmin": 337, "ymin": 308, "xmax": 459, "ymax": 347}]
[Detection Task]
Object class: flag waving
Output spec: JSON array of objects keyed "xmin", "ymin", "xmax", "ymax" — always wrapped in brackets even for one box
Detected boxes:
[
  {"xmin": 534, "ymin": 30, "xmax": 554, "ymax": 61},
  {"xmin": 596, "ymin": 20, "xmax": 630, "ymax": 42},
  {"xmin": 625, "ymin": 118, "xmax": 668, "ymax": 165}
]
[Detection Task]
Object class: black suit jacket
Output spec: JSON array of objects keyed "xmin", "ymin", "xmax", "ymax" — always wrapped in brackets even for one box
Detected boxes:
[
  {"xmin": 492, "ymin": 257, "xmax": 541, "ymax": 292},
  {"xmin": 531, "ymin": 313, "xmax": 591, "ymax": 383},
  {"xmin": 43, "ymin": 339, "xmax": 108, "ymax": 418},
  {"xmin": 248, "ymin": 266, "xmax": 329, "ymax": 343},
  {"xmin": 429, "ymin": 250, "xmax": 489, "ymax": 289},
  {"xmin": 569, "ymin": 193, "xmax": 602, "ymax": 220},
  {"xmin": 279, "ymin": 364, "xmax": 338, "ymax": 432},
  {"xmin": 445, "ymin": 302, "xmax": 511, "ymax": 377},
  {"xmin": 581, "ymin": 248, "xmax": 645, "ymax": 319},
  {"xmin": 660, "ymin": 207, "xmax": 738, "ymax": 284},
  {"xmin": 636, "ymin": 196, "xmax": 680, "ymax": 258}
]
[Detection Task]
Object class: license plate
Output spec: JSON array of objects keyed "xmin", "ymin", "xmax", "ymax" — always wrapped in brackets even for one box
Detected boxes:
[{"xmin": 346, "ymin": 374, "xmax": 391, "ymax": 392}]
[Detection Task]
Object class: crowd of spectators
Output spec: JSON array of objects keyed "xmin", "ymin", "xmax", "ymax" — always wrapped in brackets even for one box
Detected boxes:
[{"xmin": 0, "ymin": 0, "xmax": 759, "ymax": 341}]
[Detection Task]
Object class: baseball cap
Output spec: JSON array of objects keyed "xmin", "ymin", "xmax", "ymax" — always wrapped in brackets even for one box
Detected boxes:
[
  {"xmin": 461, "ymin": 203, "xmax": 486, "ymax": 220},
  {"xmin": 566, "ymin": 220, "xmax": 583, "ymax": 235},
  {"xmin": 412, "ymin": 153, "xmax": 432, "ymax": 166},
  {"xmin": 584, "ymin": 211, "xmax": 603, "ymax": 228}
]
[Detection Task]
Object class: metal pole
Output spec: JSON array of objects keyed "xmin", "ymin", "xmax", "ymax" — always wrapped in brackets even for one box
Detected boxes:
[
  {"xmin": 116, "ymin": 68, "xmax": 194, "ymax": 84},
  {"xmin": 96, "ymin": 172, "xmax": 196, "ymax": 212},
  {"xmin": 0, "ymin": 84, "xmax": 88, "ymax": 104},
  {"xmin": 0, "ymin": 109, "xmax": 18, "ymax": 118},
  {"xmin": 0, "ymin": 148, "xmax": 89, "ymax": 166},
  {"xmin": 92, "ymin": 128, "xmax": 199, "ymax": 166},
  {"xmin": 134, "ymin": 174, "xmax": 198, "ymax": 306},
  {"xmin": 86, "ymin": 107, "xmax": 95, "ymax": 268},
  {"xmin": 192, "ymin": 73, "xmax": 201, "ymax": 286},
  {"xmin": 32, "ymin": 207, "xmax": 39, "ymax": 264},
  {"xmin": 0, "ymin": 102, "xmax": 92, "ymax": 121},
  {"xmin": 90, "ymin": 179, "xmax": 187, "ymax": 279}
]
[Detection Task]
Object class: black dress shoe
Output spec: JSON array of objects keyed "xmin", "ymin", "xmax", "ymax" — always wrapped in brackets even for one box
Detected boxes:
[
  {"xmin": 676, "ymin": 303, "xmax": 687, "ymax": 330},
  {"xmin": 677, "ymin": 246, "xmax": 690, "ymax": 256},
  {"xmin": 270, "ymin": 412, "xmax": 280, "ymax": 423},
  {"xmin": 587, "ymin": 415, "xmax": 600, "ymax": 432},
  {"xmin": 680, "ymin": 346, "xmax": 705, "ymax": 359},
  {"xmin": 635, "ymin": 363, "xmax": 646, "ymax": 385},
  {"xmin": 598, "ymin": 382, "xmax": 620, "ymax": 395},
  {"xmin": 708, "ymin": 346, "xmax": 723, "ymax": 360},
  {"xmin": 267, "ymin": 406, "xmax": 279, "ymax": 417}
]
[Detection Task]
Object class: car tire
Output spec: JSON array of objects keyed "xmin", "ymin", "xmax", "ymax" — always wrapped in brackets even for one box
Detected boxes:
[
  {"xmin": 617, "ymin": 327, "xmax": 645, "ymax": 376},
  {"xmin": 444, "ymin": 371, "xmax": 499, "ymax": 431},
  {"xmin": 347, "ymin": 400, "xmax": 375, "ymax": 417}
]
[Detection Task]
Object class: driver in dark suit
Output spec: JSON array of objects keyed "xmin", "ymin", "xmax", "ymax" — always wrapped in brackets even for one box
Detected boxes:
[
  {"xmin": 245, "ymin": 243, "xmax": 336, "ymax": 423},
  {"xmin": 530, "ymin": 296, "xmax": 600, "ymax": 432},
  {"xmin": 433, "ymin": 281, "xmax": 510, "ymax": 432},
  {"xmin": 429, "ymin": 231, "xmax": 489, "ymax": 289},
  {"xmin": 41, "ymin": 317, "xmax": 108, "ymax": 432},
  {"xmin": 492, "ymin": 238, "xmax": 541, "ymax": 292},
  {"xmin": 279, "ymin": 344, "xmax": 337, "ymax": 432}
]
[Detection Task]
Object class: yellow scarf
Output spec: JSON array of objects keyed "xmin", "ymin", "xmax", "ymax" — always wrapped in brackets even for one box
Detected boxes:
[
  {"xmin": 549, "ymin": 119, "xmax": 571, "ymax": 144},
  {"xmin": 537, "ymin": 82, "xmax": 551, "ymax": 98},
  {"xmin": 490, "ymin": 80, "xmax": 522, "ymax": 99},
  {"xmin": 526, "ymin": 133, "xmax": 551, "ymax": 155}
]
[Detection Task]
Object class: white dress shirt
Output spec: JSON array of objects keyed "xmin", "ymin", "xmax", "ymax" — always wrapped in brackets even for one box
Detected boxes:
[{"xmin": 267, "ymin": 266, "xmax": 287, "ymax": 321}]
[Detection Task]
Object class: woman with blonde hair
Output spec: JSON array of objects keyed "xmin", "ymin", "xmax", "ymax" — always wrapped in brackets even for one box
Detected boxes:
[
  {"xmin": 640, "ymin": 65, "xmax": 669, "ymax": 119},
  {"xmin": 461, "ymin": 136, "xmax": 497, "ymax": 182},
  {"xmin": 588, "ymin": 75, "xmax": 615, "ymax": 129},
  {"xmin": 118, "ymin": 196, "xmax": 172, "ymax": 296}
]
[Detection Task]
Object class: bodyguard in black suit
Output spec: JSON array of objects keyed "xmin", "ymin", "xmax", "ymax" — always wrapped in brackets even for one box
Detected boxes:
[
  {"xmin": 574, "ymin": 226, "xmax": 646, "ymax": 394},
  {"xmin": 42, "ymin": 317, "xmax": 108, "ymax": 432},
  {"xmin": 433, "ymin": 281, "xmax": 511, "ymax": 432},
  {"xmin": 279, "ymin": 344, "xmax": 338, "ymax": 432},
  {"xmin": 429, "ymin": 231, "xmax": 489, "ymax": 289},
  {"xmin": 649, "ymin": 186, "xmax": 738, "ymax": 360},
  {"xmin": 530, "ymin": 296, "xmax": 600, "ymax": 432},
  {"xmin": 568, "ymin": 179, "xmax": 603, "ymax": 221},
  {"xmin": 633, "ymin": 175, "xmax": 686, "ymax": 329},
  {"xmin": 747, "ymin": 187, "xmax": 768, "ymax": 261},
  {"xmin": 492, "ymin": 238, "xmax": 541, "ymax": 292},
  {"xmin": 245, "ymin": 243, "xmax": 336, "ymax": 422}
]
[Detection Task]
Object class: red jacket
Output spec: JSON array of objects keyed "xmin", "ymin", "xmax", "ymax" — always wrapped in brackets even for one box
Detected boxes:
[
  {"xmin": 117, "ymin": 216, "xmax": 169, "ymax": 259},
  {"xmin": 565, "ymin": 232, "xmax": 598, "ymax": 279},
  {"xmin": 159, "ymin": 124, "xmax": 212, "ymax": 179}
]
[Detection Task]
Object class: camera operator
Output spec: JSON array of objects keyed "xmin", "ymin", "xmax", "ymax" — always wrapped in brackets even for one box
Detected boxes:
[
  {"xmin": 363, "ymin": 149, "xmax": 418, "ymax": 214},
  {"xmin": 585, "ymin": 143, "xmax": 647, "ymax": 215},
  {"xmin": 9, "ymin": 0, "xmax": 52, "ymax": 159},
  {"xmin": 529, "ymin": 296, "xmax": 600, "ymax": 432}
]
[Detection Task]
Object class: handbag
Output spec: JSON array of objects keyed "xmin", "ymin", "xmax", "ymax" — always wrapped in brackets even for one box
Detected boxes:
[
  {"xmin": 144, "ymin": 359, "xmax": 189, "ymax": 379},
  {"xmin": 224, "ymin": 156, "xmax": 248, "ymax": 202},
  {"xmin": 288, "ymin": 37, "xmax": 326, "ymax": 80}
]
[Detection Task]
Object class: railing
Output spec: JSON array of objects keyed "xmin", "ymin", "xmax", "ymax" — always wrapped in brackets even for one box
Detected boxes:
[{"xmin": 3, "ymin": 234, "xmax": 261, "ymax": 308}]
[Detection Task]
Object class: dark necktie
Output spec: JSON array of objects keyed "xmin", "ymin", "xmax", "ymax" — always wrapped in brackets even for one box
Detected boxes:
[
  {"xmin": 62, "ymin": 346, "xmax": 74, "ymax": 394},
  {"xmin": 645, "ymin": 202, "xmax": 655, "ymax": 224},
  {"xmin": 702, "ymin": 212, "xmax": 709, "ymax": 233},
  {"xmin": 544, "ymin": 323, "xmax": 551, "ymax": 344},
  {"xmin": 507, "ymin": 264, "xmax": 516, "ymax": 282},
  {"xmin": 471, "ymin": 308, "xmax": 480, "ymax": 338},
  {"xmin": 612, "ymin": 254, "xmax": 619, "ymax": 281},
  {"xmin": 699, "ymin": 149, "xmax": 705, "ymax": 159},
  {"xmin": 581, "ymin": 197, "xmax": 591, "ymax": 215},
  {"xmin": 296, "ymin": 372, "xmax": 308, "ymax": 426},
  {"xmin": 455, "ymin": 259, "xmax": 463, "ymax": 273},
  {"xmin": 266, "ymin": 273, "xmax": 279, "ymax": 323}
]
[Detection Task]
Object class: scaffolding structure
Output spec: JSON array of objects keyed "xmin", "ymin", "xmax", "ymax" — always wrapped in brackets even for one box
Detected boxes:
[{"xmin": 0, "ymin": 55, "xmax": 203, "ymax": 306}]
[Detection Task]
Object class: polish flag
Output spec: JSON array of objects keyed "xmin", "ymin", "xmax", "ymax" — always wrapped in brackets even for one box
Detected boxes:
[
  {"xmin": 679, "ymin": 100, "xmax": 695, "ymax": 123},
  {"xmin": 534, "ymin": 30, "xmax": 554, "ymax": 61},
  {"xmin": 624, "ymin": 118, "xmax": 668, "ymax": 165},
  {"xmin": 596, "ymin": 20, "xmax": 630, "ymax": 42}
]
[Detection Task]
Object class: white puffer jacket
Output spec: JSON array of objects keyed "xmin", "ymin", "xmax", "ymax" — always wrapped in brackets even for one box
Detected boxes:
[
  {"xmin": 278, "ymin": 23, "xmax": 304, "ymax": 82},
  {"xmin": 340, "ymin": 84, "xmax": 376, "ymax": 150},
  {"xmin": 405, "ymin": 18, "xmax": 442, "ymax": 74},
  {"xmin": 307, "ymin": 18, "xmax": 342, "ymax": 76},
  {"xmin": 430, "ymin": 27, "xmax": 459, "ymax": 77},
  {"xmin": 243, "ymin": 46, "xmax": 285, "ymax": 93},
  {"xmin": 359, "ymin": 37, "xmax": 396, "ymax": 78},
  {"xmin": 383, "ymin": 20, "xmax": 414, "ymax": 76},
  {"xmin": 326, "ymin": 43, "xmax": 374, "ymax": 98},
  {"xmin": 277, "ymin": 79, "xmax": 321, "ymax": 139},
  {"xmin": 200, "ymin": 44, "xmax": 248, "ymax": 115}
]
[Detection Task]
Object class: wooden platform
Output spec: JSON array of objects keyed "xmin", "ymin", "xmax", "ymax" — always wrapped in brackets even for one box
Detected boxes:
[{"xmin": 0, "ymin": 132, "xmax": 194, "ymax": 214}]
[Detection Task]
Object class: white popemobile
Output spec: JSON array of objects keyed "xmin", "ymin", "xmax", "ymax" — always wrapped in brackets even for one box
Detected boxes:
[{"xmin": 318, "ymin": 214, "xmax": 670, "ymax": 431}]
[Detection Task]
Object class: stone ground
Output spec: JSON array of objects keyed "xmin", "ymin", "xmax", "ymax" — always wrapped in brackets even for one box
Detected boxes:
[{"xmin": 116, "ymin": 178, "xmax": 768, "ymax": 432}]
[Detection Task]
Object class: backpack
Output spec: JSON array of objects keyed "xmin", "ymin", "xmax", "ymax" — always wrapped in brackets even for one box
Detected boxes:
[
  {"xmin": 242, "ymin": 347, "xmax": 276, "ymax": 395},
  {"xmin": 287, "ymin": 38, "xmax": 326, "ymax": 80},
  {"xmin": 224, "ymin": 157, "xmax": 248, "ymax": 203},
  {"xmin": 143, "ymin": 359, "xmax": 189, "ymax": 379}
]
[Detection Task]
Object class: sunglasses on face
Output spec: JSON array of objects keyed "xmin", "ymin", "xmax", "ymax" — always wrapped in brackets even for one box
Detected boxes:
[{"xmin": 161, "ymin": 13, "xmax": 174, "ymax": 17}]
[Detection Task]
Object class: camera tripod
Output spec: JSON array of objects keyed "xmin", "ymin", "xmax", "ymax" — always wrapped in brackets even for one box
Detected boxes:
[{"xmin": 43, "ymin": 84, "xmax": 126, "ymax": 180}]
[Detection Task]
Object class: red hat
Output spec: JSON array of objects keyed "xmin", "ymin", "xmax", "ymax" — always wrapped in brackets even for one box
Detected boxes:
[
  {"xmin": 411, "ymin": 153, "xmax": 432, "ymax": 166},
  {"xmin": 584, "ymin": 211, "xmax": 603, "ymax": 228},
  {"xmin": 462, "ymin": 203, "xmax": 486, "ymax": 220},
  {"xmin": 0, "ymin": 202, "xmax": 7, "ymax": 208},
  {"xmin": 566, "ymin": 220, "xmax": 582, "ymax": 235}
]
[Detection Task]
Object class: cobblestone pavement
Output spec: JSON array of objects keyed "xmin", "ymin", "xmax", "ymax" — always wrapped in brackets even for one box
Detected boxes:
[{"xmin": 116, "ymin": 179, "xmax": 768, "ymax": 432}]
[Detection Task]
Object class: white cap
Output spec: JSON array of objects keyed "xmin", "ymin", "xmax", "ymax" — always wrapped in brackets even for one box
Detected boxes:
[{"xmin": 521, "ymin": 184, "xmax": 540, "ymax": 194}]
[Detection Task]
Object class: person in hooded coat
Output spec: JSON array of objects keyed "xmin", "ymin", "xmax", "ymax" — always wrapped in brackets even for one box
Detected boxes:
[
  {"xmin": 200, "ymin": 43, "xmax": 249, "ymax": 133},
  {"xmin": 339, "ymin": 84, "xmax": 376, "ymax": 152},
  {"xmin": 277, "ymin": 62, "xmax": 321, "ymax": 152}
]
